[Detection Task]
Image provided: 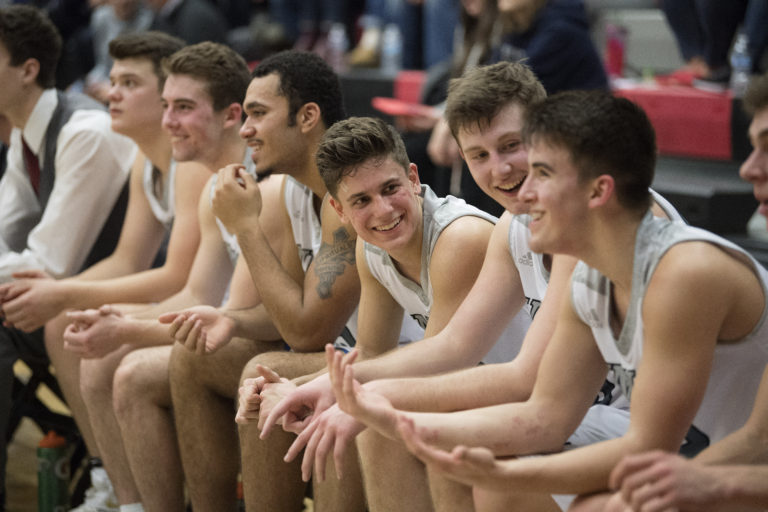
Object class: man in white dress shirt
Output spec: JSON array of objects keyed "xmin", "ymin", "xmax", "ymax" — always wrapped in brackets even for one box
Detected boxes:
[{"xmin": 0, "ymin": 5, "xmax": 134, "ymax": 507}]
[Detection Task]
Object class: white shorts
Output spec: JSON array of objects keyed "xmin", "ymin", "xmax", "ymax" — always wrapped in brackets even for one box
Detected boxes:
[{"xmin": 535, "ymin": 404, "xmax": 631, "ymax": 510}]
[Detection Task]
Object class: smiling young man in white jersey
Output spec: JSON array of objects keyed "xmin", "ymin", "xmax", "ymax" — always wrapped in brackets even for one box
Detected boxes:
[
  {"xmin": 52, "ymin": 42, "xmax": 286, "ymax": 512},
  {"xmin": 158, "ymin": 50, "xmax": 373, "ymax": 512},
  {"xmin": 585, "ymin": 72, "xmax": 768, "ymax": 512},
  {"xmin": 233, "ymin": 116, "xmax": 497, "ymax": 511},
  {"xmin": 259, "ymin": 61, "xmax": 682, "ymax": 512},
  {"xmin": 364, "ymin": 90, "xmax": 768, "ymax": 511}
]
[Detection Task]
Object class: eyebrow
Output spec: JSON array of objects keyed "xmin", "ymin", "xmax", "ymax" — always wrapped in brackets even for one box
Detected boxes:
[
  {"xmin": 530, "ymin": 161, "xmax": 555, "ymax": 172},
  {"xmin": 346, "ymin": 178, "xmax": 400, "ymax": 201},
  {"xmin": 244, "ymin": 100, "xmax": 267, "ymax": 112},
  {"xmin": 109, "ymin": 72, "xmax": 141, "ymax": 81},
  {"xmin": 462, "ymin": 132, "xmax": 520, "ymax": 153}
]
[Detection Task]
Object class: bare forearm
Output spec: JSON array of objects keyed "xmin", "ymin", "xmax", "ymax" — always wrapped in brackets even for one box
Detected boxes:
[
  {"xmin": 73, "ymin": 253, "xmax": 141, "ymax": 281},
  {"xmin": 370, "ymin": 362, "xmax": 530, "ymax": 412},
  {"xmin": 406, "ymin": 400, "xmax": 569, "ymax": 455},
  {"xmin": 353, "ymin": 330, "xmax": 483, "ymax": 383},
  {"xmin": 59, "ymin": 267, "xmax": 188, "ymax": 312},
  {"xmin": 236, "ymin": 224, "xmax": 314, "ymax": 342},
  {"xmin": 227, "ymin": 305, "xmax": 282, "ymax": 342},
  {"xmin": 492, "ymin": 437, "xmax": 633, "ymax": 496},
  {"xmin": 696, "ymin": 427, "xmax": 768, "ymax": 466},
  {"xmin": 114, "ymin": 317, "xmax": 177, "ymax": 347},
  {"xmin": 713, "ymin": 466, "xmax": 768, "ymax": 510}
]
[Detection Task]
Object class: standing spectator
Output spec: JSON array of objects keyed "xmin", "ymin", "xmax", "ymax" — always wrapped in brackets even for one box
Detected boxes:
[
  {"xmin": 148, "ymin": 0, "xmax": 228, "ymax": 45},
  {"xmin": 84, "ymin": 0, "xmax": 153, "ymax": 102},
  {"xmin": 659, "ymin": 0, "xmax": 768, "ymax": 86}
]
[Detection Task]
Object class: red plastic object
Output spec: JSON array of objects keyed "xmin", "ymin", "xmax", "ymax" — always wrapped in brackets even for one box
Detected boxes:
[
  {"xmin": 371, "ymin": 97, "xmax": 438, "ymax": 118},
  {"xmin": 393, "ymin": 70, "xmax": 426, "ymax": 104},
  {"xmin": 614, "ymin": 85, "xmax": 733, "ymax": 160}
]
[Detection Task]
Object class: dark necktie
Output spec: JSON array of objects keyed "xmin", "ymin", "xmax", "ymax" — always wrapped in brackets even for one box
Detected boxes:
[{"xmin": 21, "ymin": 136, "xmax": 40, "ymax": 196}]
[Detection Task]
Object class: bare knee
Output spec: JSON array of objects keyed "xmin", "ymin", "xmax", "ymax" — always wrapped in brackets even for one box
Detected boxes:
[
  {"xmin": 113, "ymin": 353, "xmax": 154, "ymax": 419},
  {"xmin": 168, "ymin": 341, "xmax": 199, "ymax": 386},
  {"xmin": 80, "ymin": 358, "xmax": 117, "ymax": 403}
]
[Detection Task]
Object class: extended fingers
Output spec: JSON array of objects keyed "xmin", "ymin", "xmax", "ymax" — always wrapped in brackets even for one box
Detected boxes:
[
  {"xmin": 157, "ymin": 311, "xmax": 179, "ymax": 324},
  {"xmin": 256, "ymin": 364, "xmax": 282, "ymax": 384},
  {"xmin": 301, "ymin": 423, "xmax": 323, "ymax": 482},
  {"xmin": 285, "ymin": 419, "xmax": 318, "ymax": 462}
]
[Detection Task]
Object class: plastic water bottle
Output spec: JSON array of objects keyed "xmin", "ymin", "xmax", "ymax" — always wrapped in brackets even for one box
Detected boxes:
[
  {"xmin": 326, "ymin": 22, "xmax": 349, "ymax": 73},
  {"xmin": 605, "ymin": 24, "xmax": 628, "ymax": 78},
  {"xmin": 730, "ymin": 31, "xmax": 752, "ymax": 98},
  {"xmin": 380, "ymin": 23, "xmax": 403, "ymax": 74},
  {"xmin": 37, "ymin": 431, "xmax": 69, "ymax": 512}
]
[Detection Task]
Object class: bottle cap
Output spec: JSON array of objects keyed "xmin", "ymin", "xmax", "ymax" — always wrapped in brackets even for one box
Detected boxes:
[{"xmin": 38, "ymin": 431, "xmax": 67, "ymax": 449}]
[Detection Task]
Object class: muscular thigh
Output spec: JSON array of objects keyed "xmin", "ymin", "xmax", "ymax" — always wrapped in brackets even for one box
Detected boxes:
[
  {"xmin": 195, "ymin": 337, "xmax": 279, "ymax": 396},
  {"xmin": 241, "ymin": 350, "xmax": 326, "ymax": 382}
]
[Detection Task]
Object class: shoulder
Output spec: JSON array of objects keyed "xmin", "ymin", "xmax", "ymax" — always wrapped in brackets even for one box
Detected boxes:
[
  {"xmin": 430, "ymin": 215, "xmax": 492, "ymax": 278},
  {"xmin": 435, "ymin": 214, "xmax": 494, "ymax": 252}
]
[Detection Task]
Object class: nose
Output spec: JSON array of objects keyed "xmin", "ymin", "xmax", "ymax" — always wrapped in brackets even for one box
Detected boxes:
[
  {"xmin": 518, "ymin": 173, "xmax": 535, "ymax": 203},
  {"xmin": 239, "ymin": 118, "xmax": 255, "ymax": 139},
  {"xmin": 740, "ymin": 148, "xmax": 767, "ymax": 184},
  {"xmin": 107, "ymin": 83, "xmax": 120, "ymax": 103},
  {"xmin": 162, "ymin": 108, "xmax": 177, "ymax": 131},
  {"xmin": 372, "ymin": 194, "xmax": 394, "ymax": 216},
  {"xmin": 494, "ymin": 147, "xmax": 528, "ymax": 180}
]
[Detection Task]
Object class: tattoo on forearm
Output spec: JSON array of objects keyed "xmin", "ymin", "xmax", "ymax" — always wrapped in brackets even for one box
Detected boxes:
[{"xmin": 314, "ymin": 228, "xmax": 356, "ymax": 298}]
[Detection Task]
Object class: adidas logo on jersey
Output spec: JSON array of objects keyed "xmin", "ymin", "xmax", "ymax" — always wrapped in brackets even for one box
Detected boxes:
[{"xmin": 517, "ymin": 252, "xmax": 533, "ymax": 267}]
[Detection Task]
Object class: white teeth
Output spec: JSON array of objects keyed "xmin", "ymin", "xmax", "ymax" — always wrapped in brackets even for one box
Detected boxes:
[
  {"xmin": 531, "ymin": 212, "xmax": 543, "ymax": 221},
  {"xmin": 374, "ymin": 217, "xmax": 401, "ymax": 231},
  {"xmin": 498, "ymin": 176, "xmax": 526, "ymax": 191}
]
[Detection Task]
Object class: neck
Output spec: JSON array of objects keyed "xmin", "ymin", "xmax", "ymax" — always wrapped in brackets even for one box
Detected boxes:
[
  {"xmin": 7, "ymin": 86, "xmax": 44, "ymax": 130},
  {"xmin": 291, "ymin": 139, "xmax": 329, "ymax": 201},
  {"xmin": 387, "ymin": 197, "xmax": 425, "ymax": 283},
  {"xmin": 137, "ymin": 130, "xmax": 173, "ymax": 174},
  {"xmin": 576, "ymin": 208, "xmax": 644, "ymax": 293},
  {"xmin": 205, "ymin": 128, "xmax": 247, "ymax": 171}
]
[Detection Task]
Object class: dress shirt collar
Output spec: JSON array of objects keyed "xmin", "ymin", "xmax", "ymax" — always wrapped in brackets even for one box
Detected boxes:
[{"xmin": 22, "ymin": 88, "xmax": 58, "ymax": 156}]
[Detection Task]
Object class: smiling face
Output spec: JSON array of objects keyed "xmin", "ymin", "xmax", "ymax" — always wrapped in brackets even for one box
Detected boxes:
[
  {"xmin": 161, "ymin": 73, "xmax": 228, "ymax": 165},
  {"xmin": 240, "ymin": 73, "xmax": 307, "ymax": 180},
  {"xmin": 741, "ymin": 107, "xmax": 768, "ymax": 227},
  {"xmin": 331, "ymin": 157, "xmax": 423, "ymax": 254},
  {"xmin": 457, "ymin": 102, "xmax": 529, "ymax": 214},
  {"xmin": 108, "ymin": 57, "xmax": 162, "ymax": 137},
  {"xmin": 520, "ymin": 139, "xmax": 593, "ymax": 255}
]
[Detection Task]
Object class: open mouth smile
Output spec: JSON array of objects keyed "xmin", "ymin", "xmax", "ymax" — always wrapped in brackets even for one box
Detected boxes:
[{"xmin": 373, "ymin": 216, "xmax": 403, "ymax": 232}]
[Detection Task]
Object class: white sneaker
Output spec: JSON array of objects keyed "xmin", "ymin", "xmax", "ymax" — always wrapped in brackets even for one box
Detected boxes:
[{"xmin": 69, "ymin": 467, "xmax": 119, "ymax": 512}]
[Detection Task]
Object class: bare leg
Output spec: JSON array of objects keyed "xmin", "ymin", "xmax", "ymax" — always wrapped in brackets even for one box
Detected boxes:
[
  {"xmin": 169, "ymin": 337, "xmax": 273, "ymax": 512},
  {"xmin": 313, "ymin": 443, "xmax": 366, "ymax": 512},
  {"xmin": 568, "ymin": 492, "xmax": 613, "ymax": 512},
  {"xmin": 357, "ymin": 429, "xmax": 434, "ymax": 512},
  {"xmin": 79, "ymin": 345, "xmax": 140, "ymax": 504},
  {"xmin": 44, "ymin": 311, "xmax": 99, "ymax": 456},
  {"xmin": 113, "ymin": 345, "xmax": 183, "ymax": 512},
  {"xmin": 239, "ymin": 351, "xmax": 325, "ymax": 512},
  {"xmin": 428, "ymin": 469, "xmax": 474, "ymax": 512},
  {"xmin": 474, "ymin": 487, "xmax": 562, "ymax": 512}
]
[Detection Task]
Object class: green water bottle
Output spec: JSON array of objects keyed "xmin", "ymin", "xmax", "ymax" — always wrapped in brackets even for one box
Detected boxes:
[{"xmin": 37, "ymin": 430, "xmax": 69, "ymax": 512}]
